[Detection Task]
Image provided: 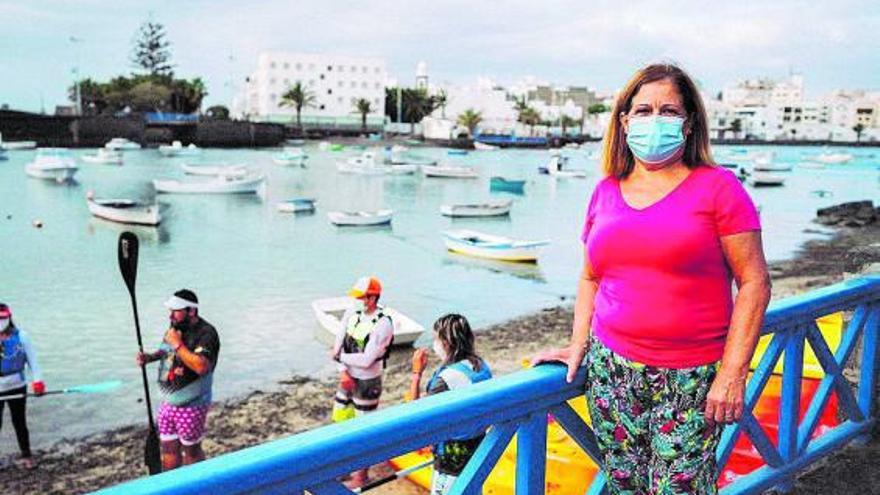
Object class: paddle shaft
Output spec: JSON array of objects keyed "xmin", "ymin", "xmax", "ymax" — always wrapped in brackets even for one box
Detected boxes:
[
  {"xmin": 129, "ymin": 285, "xmax": 157, "ymax": 432},
  {"xmin": 355, "ymin": 459, "xmax": 434, "ymax": 493}
]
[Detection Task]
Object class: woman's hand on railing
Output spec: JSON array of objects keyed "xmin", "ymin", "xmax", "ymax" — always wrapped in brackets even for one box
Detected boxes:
[
  {"xmin": 704, "ymin": 368, "xmax": 747, "ymax": 426},
  {"xmin": 532, "ymin": 343, "xmax": 587, "ymax": 384}
]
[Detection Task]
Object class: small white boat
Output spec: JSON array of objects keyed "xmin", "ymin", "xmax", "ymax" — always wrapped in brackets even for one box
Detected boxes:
[
  {"xmin": 25, "ymin": 148, "xmax": 79, "ymax": 182},
  {"xmin": 813, "ymin": 153, "xmax": 853, "ymax": 164},
  {"xmin": 443, "ymin": 229, "xmax": 550, "ymax": 262},
  {"xmin": 440, "ymin": 200, "xmax": 512, "ymax": 218},
  {"xmin": 327, "ymin": 209, "xmax": 393, "ymax": 226},
  {"xmin": 153, "ymin": 174, "xmax": 265, "ymax": 194},
  {"xmin": 81, "ymin": 148, "xmax": 123, "ymax": 165},
  {"xmin": 0, "ymin": 134, "xmax": 37, "ymax": 150},
  {"xmin": 181, "ymin": 163, "xmax": 247, "ymax": 177},
  {"xmin": 544, "ymin": 154, "xmax": 587, "ymax": 178},
  {"xmin": 311, "ymin": 297, "xmax": 424, "ymax": 346},
  {"xmin": 748, "ymin": 173, "xmax": 786, "ymax": 187},
  {"xmin": 158, "ymin": 141, "xmax": 201, "ymax": 157},
  {"xmin": 337, "ymin": 152, "xmax": 388, "ymax": 175},
  {"xmin": 390, "ymin": 144, "xmax": 409, "ymax": 154},
  {"xmin": 86, "ymin": 193, "xmax": 161, "ymax": 226},
  {"xmin": 104, "ymin": 138, "xmax": 141, "ymax": 150},
  {"xmin": 422, "ymin": 164, "xmax": 479, "ymax": 179},
  {"xmin": 273, "ymin": 147, "xmax": 308, "ymax": 166},
  {"xmin": 752, "ymin": 162, "xmax": 792, "ymax": 172},
  {"xmin": 387, "ymin": 163, "xmax": 418, "ymax": 175},
  {"xmin": 473, "ymin": 141, "xmax": 499, "ymax": 151},
  {"xmin": 276, "ymin": 198, "xmax": 317, "ymax": 213}
]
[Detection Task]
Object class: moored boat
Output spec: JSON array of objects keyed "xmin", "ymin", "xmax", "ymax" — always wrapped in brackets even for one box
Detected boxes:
[
  {"xmin": 443, "ymin": 229, "xmax": 550, "ymax": 262},
  {"xmin": 104, "ymin": 138, "xmax": 142, "ymax": 150},
  {"xmin": 273, "ymin": 147, "xmax": 308, "ymax": 166},
  {"xmin": 153, "ymin": 174, "xmax": 265, "ymax": 194},
  {"xmin": 81, "ymin": 148, "xmax": 124, "ymax": 165},
  {"xmin": 748, "ymin": 173, "xmax": 786, "ymax": 187},
  {"xmin": 25, "ymin": 148, "xmax": 78, "ymax": 182},
  {"xmin": 276, "ymin": 198, "xmax": 317, "ymax": 213},
  {"xmin": 813, "ymin": 152, "xmax": 853, "ymax": 164},
  {"xmin": 422, "ymin": 164, "xmax": 478, "ymax": 179},
  {"xmin": 752, "ymin": 162, "xmax": 792, "ymax": 172},
  {"xmin": 327, "ymin": 209, "xmax": 393, "ymax": 226},
  {"xmin": 543, "ymin": 153, "xmax": 587, "ymax": 178},
  {"xmin": 311, "ymin": 296, "xmax": 424, "ymax": 346},
  {"xmin": 158, "ymin": 141, "xmax": 201, "ymax": 157},
  {"xmin": 489, "ymin": 176, "xmax": 526, "ymax": 194},
  {"xmin": 440, "ymin": 200, "xmax": 512, "ymax": 218},
  {"xmin": 473, "ymin": 141, "xmax": 499, "ymax": 151},
  {"xmin": 86, "ymin": 192, "xmax": 161, "ymax": 226},
  {"xmin": 181, "ymin": 163, "xmax": 247, "ymax": 177}
]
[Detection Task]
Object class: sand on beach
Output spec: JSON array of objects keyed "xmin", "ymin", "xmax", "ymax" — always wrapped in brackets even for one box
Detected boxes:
[{"xmin": 1, "ymin": 223, "xmax": 878, "ymax": 495}]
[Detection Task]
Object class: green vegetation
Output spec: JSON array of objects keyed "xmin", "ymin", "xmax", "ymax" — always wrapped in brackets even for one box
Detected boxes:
[
  {"xmin": 853, "ymin": 123, "xmax": 865, "ymax": 142},
  {"xmin": 280, "ymin": 81, "xmax": 317, "ymax": 129},
  {"xmin": 457, "ymin": 108, "xmax": 483, "ymax": 137},
  {"xmin": 205, "ymin": 105, "xmax": 230, "ymax": 120},
  {"xmin": 69, "ymin": 19, "xmax": 206, "ymax": 115},
  {"xmin": 353, "ymin": 98, "xmax": 372, "ymax": 131},
  {"xmin": 385, "ymin": 87, "xmax": 440, "ymax": 133}
]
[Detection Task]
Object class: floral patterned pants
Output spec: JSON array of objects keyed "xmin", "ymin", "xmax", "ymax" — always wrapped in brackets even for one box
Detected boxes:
[{"xmin": 585, "ymin": 337, "xmax": 722, "ymax": 495}]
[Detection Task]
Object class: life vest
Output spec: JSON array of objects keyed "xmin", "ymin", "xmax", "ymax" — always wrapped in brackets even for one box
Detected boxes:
[
  {"xmin": 0, "ymin": 329, "xmax": 27, "ymax": 377},
  {"xmin": 428, "ymin": 359, "xmax": 492, "ymax": 446},
  {"xmin": 342, "ymin": 308, "xmax": 394, "ymax": 367}
]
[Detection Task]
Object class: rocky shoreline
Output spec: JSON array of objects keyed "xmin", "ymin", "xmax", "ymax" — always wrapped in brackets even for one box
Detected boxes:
[{"xmin": 1, "ymin": 220, "xmax": 878, "ymax": 494}]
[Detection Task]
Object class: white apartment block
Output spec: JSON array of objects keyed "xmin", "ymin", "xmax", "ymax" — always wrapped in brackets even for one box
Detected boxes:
[
  {"xmin": 711, "ymin": 75, "xmax": 879, "ymax": 142},
  {"xmin": 241, "ymin": 52, "xmax": 387, "ymax": 124}
]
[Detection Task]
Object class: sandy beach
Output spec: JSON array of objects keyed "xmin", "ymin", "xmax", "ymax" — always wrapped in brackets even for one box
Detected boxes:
[{"xmin": 1, "ymin": 220, "xmax": 878, "ymax": 494}]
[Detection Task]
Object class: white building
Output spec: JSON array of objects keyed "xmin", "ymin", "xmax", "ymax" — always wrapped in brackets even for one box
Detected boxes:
[{"xmin": 240, "ymin": 52, "xmax": 387, "ymax": 127}]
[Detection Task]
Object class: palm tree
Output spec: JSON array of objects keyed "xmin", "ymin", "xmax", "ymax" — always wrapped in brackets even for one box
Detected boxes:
[
  {"xmin": 457, "ymin": 108, "xmax": 483, "ymax": 137},
  {"xmin": 520, "ymin": 107, "xmax": 542, "ymax": 136},
  {"xmin": 435, "ymin": 89, "xmax": 448, "ymax": 119},
  {"xmin": 730, "ymin": 118, "xmax": 742, "ymax": 139},
  {"xmin": 403, "ymin": 88, "xmax": 436, "ymax": 135},
  {"xmin": 560, "ymin": 115, "xmax": 579, "ymax": 137},
  {"xmin": 853, "ymin": 123, "xmax": 865, "ymax": 143},
  {"xmin": 280, "ymin": 82, "xmax": 316, "ymax": 129},
  {"xmin": 354, "ymin": 98, "xmax": 372, "ymax": 131}
]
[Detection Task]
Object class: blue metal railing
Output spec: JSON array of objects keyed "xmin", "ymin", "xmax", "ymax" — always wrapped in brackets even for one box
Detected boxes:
[{"xmin": 95, "ymin": 276, "xmax": 880, "ymax": 495}]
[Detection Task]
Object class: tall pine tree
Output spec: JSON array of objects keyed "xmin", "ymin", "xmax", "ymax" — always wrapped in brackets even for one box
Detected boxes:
[{"xmin": 131, "ymin": 20, "xmax": 174, "ymax": 77}]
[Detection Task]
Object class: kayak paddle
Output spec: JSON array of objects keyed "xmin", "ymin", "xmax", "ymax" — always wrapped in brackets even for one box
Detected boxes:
[
  {"xmin": 118, "ymin": 231, "xmax": 162, "ymax": 475},
  {"xmin": 0, "ymin": 380, "xmax": 123, "ymax": 401},
  {"xmin": 354, "ymin": 458, "xmax": 433, "ymax": 493}
]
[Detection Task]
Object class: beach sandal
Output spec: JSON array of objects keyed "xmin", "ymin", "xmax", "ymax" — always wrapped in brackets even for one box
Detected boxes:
[{"xmin": 17, "ymin": 457, "xmax": 37, "ymax": 470}]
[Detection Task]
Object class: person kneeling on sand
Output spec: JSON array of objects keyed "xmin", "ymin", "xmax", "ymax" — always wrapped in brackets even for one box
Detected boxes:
[
  {"xmin": 136, "ymin": 289, "xmax": 220, "ymax": 471},
  {"xmin": 409, "ymin": 314, "xmax": 492, "ymax": 495},
  {"xmin": 331, "ymin": 276, "xmax": 394, "ymax": 487}
]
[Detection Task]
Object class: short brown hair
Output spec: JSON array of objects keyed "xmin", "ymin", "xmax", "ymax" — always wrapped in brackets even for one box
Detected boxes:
[{"xmin": 601, "ymin": 63, "xmax": 714, "ymax": 179}]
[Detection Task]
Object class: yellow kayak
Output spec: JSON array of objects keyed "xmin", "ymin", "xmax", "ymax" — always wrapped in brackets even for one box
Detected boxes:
[{"xmin": 391, "ymin": 312, "xmax": 845, "ymax": 493}]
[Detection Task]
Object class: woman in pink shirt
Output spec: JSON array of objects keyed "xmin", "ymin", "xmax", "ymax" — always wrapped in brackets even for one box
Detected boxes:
[{"xmin": 535, "ymin": 64, "xmax": 771, "ymax": 494}]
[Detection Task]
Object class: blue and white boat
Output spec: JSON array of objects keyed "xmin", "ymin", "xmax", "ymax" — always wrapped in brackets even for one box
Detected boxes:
[
  {"xmin": 273, "ymin": 147, "xmax": 308, "ymax": 166},
  {"xmin": 443, "ymin": 229, "xmax": 550, "ymax": 262},
  {"xmin": 276, "ymin": 198, "xmax": 317, "ymax": 213},
  {"xmin": 489, "ymin": 176, "xmax": 526, "ymax": 194}
]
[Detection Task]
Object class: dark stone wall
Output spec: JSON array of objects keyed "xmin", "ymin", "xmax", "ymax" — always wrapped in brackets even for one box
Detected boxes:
[
  {"xmin": 0, "ymin": 110, "xmax": 285, "ymax": 148},
  {"xmin": 195, "ymin": 121, "xmax": 286, "ymax": 147}
]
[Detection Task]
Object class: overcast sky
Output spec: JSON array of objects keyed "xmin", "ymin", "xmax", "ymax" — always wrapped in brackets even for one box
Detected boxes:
[{"xmin": 1, "ymin": 0, "xmax": 877, "ymax": 112}]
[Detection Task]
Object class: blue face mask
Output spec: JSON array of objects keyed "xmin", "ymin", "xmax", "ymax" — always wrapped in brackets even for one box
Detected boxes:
[{"xmin": 625, "ymin": 116, "xmax": 686, "ymax": 165}]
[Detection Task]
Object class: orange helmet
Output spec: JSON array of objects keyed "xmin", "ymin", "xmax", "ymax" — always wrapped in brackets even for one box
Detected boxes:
[{"xmin": 348, "ymin": 276, "xmax": 382, "ymax": 298}]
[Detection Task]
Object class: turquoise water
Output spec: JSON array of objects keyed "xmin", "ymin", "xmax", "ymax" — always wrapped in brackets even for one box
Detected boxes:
[{"xmin": 0, "ymin": 144, "xmax": 877, "ymax": 450}]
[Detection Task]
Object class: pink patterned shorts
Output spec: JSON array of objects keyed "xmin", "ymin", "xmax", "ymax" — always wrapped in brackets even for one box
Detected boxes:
[{"xmin": 157, "ymin": 402, "xmax": 210, "ymax": 446}]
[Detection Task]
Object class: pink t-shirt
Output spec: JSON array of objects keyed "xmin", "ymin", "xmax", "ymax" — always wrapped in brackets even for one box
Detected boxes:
[{"xmin": 581, "ymin": 165, "xmax": 760, "ymax": 368}]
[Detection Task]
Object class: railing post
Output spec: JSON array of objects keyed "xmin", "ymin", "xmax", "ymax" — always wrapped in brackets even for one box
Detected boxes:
[
  {"xmin": 516, "ymin": 411, "xmax": 547, "ymax": 495},
  {"xmin": 857, "ymin": 305, "xmax": 880, "ymax": 443},
  {"xmin": 776, "ymin": 325, "xmax": 805, "ymax": 493}
]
